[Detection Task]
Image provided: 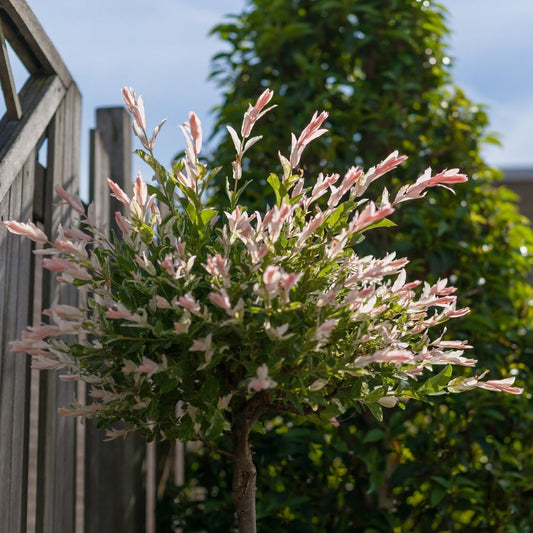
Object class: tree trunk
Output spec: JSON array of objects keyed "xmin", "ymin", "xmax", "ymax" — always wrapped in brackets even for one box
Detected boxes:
[{"xmin": 232, "ymin": 409, "xmax": 257, "ymax": 533}]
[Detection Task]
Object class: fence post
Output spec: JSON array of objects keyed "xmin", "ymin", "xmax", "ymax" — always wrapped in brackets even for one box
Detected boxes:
[
  {"xmin": 85, "ymin": 106, "xmax": 147, "ymax": 533},
  {"xmin": 35, "ymin": 81, "xmax": 81, "ymax": 533},
  {"xmin": 0, "ymin": 148, "xmax": 35, "ymax": 533},
  {"xmin": 90, "ymin": 107, "xmax": 132, "ymax": 224}
]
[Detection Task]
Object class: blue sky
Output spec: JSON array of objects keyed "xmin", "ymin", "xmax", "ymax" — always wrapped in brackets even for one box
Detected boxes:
[
  {"xmin": 22, "ymin": 0, "xmax": 533, "ymax": 196},
  {"xmin": 442, "ymin": 0, "xmax": 533, "ymax": 168}
]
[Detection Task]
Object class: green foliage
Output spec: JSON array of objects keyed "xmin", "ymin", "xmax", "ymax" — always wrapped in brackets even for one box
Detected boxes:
[
  {"xmin": 6, "ymin": 87, "xmax": 497, "ymax": 443},
  {"xmin": 162, "ymin": 0, "xmax": 533, "ymax": 530},
  {"xmin": 209, "ymin": 0, "xmax": 492, "ymax": 200},
  {"xmin": 6, "ymin": 83, "xmax": 525, "ymax": 531},
  {"xmin": 164, "ymin": 389, "xmax": 533, "ymax": 531}
]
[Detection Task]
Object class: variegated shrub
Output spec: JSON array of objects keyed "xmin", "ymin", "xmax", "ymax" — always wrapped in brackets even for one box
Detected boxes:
[{"xmin": 4, "ymin": 88, "xmax": 522, "ymax": 533}]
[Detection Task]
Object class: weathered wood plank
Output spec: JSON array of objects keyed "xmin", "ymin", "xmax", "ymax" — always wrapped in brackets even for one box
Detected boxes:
[
  {"xmin": 0, "ymin": 0, "xmax": 72, "ymax": 85},
  {"xmin": 11, "ymin": 159, "xmax": 34, "ymax": 533},
  {"xmin": 26, "ymin": 233, "xmax": 44, "ymax": 533},
  {"xmin": 92, "ymin": 107, "xmax": 132, "ymax": 230},
  {"xmin": 0, "ymin": 17, "xmax": 22, "ymax": 120},
  {"xmin": 85, "ymin": 106, "xmax": 146, "ymax": 533},
  {"xmin": 0, "ymin": 4, "xmax": 95, "ymax": 533},
  {"xmin": 0, "ymin": 76, "xmax": 42, "ymax": 148},
  {"xmin": 0, "ymin": 7, "xmax": 40, "ymax": 77},
  {"xmin": 0, "ymin": 152, "xmax": 35, "ymax": 533},
  {"xmin": 84, "ymin": 432, "xmax": 147, "ymax": 533},
  {"xmin": 0, "ymin": 74, "xmax": 65, "ymax": 205},
  {"xmin": 35, "ymin": 82, "xmax": 81, "ymax": 533},
  {"xmin": 89, "ymin": 128, "xmax": 110, "ymax": 226},
  {"xmin": 94, "ymin": 107, "xmax": 132, "ymax": 183},
  {"xmin": 32, "ymin": 158, "xmax": 45, "ymax": 222}
]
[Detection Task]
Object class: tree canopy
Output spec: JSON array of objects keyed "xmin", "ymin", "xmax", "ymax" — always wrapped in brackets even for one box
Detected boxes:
[
  {"xmin": 5, "ymin": 87, "xmax": 510, "ymax": 533},
  {"xmin": 161, "ymin": 1, "xmax": 533, "ymax": 530}
]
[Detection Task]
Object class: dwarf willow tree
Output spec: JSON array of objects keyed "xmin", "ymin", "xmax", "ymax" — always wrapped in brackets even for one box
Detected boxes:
[
  {"xmin": 169, "ymin": 0, "xmax": 533, "ymax": 530},
  {"xmin": 4, "ymin": 89, "xmax": 522, "ymax": 533}
]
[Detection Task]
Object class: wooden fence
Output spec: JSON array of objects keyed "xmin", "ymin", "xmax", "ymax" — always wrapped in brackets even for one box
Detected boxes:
[{"xmin": 0, "ymin": 1, "xmax": 172, "ymax": 531}]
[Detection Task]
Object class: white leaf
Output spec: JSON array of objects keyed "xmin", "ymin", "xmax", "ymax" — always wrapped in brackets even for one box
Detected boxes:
[
  {"xmin": 243, "ymin": 135, "xmax": 262, "ymax": 154},
  {"xmin": 309, "ymin": 378, "xmax": 328, "ymax": 392},
  {"xmin": 151, "ymin": 118, "xmax": 167, "ymax": 144},
  {"xmin": 226, "ymin": 125, "xmax": 242, "ymax": 155}
]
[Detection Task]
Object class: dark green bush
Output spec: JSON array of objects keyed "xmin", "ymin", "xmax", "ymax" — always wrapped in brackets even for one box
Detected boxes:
[{"xmin": 160, "ymin": 1, "xmax": 533, "ymax": 530}]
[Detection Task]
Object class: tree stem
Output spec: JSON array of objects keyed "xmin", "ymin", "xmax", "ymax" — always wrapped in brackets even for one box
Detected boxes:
[{"xmin": 232, "ymin": 406, "xmax": 257, "ymax": 533}]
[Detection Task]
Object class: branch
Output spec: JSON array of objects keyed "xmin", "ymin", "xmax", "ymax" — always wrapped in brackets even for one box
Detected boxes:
[
  {"xmin": 199, "ymin": 437, "xmax": 233, "ymax": 459},
  {"xmin": 269, "ymin": 387, "xmax": 344, "ymax": 418},
  {"xmin": 269, "ymin": 400, "xmax": 317, "ymax": 417},
  {"xmin": 239, "ymin": 390, "xmax": 270, "ymax": 427}
]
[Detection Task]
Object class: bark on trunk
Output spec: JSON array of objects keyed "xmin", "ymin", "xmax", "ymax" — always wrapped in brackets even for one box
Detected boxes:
[{"xmin": 232, "ymin": 409, "xmax": 257, "ymax": 533}]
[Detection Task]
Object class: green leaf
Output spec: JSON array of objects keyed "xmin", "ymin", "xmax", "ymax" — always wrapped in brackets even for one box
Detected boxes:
[
  {"xmin": 252, "ymin": 420, "xmax": 267, "ymax": 435},
  {"xmin": 267, "ymin": 173, "xmax": 288, "ymax": 206},
  {"xmin": 233, "ymin": 179, "xmax": 254, "ymax": 207},
  {"xmin": 367, "ymin": 402, "xmax": 383, "ymax": 422},
  {"xmin": 325, "ymin": 201, "xmax": 354, "ymax": 230},
  {"xmin": 358, "ymin": 218, "xmax": 397, "ymax": 235},
  {"xmin": 364, "ymin": 386, "xmax": 386, "ymax": 403},
  {"xmin": 431, "ymin": 475, "xmax": 451, "ymax": 489},
  {"xmin": 418, "ymin": 365, "xmax": 453, "ymax": 395},
  {"xmin": 182, "ymin": 196, "xmax": 199, "ymax": 226},
  {"xmin": 200, "ymin": 374, "xmax": 219, "ymax": 400},
  {"xmin": 203, "ymin": 166, "xmax": 223, "ymax": 189},
  {"xmin": 135, "ymin": 149, "xmax": 167, "ymax": 182},
  {"xmin": 206, "ymin": 410, "xmax": 226, "ymax": 440},
  {"xmin": 363, "ymin": 428, "xmax": 386, "ymax": 443},
  {"xmin": 430, "ymin": 486, "xmax": 446, "ymax": 507},
  {"xmin": 146, "ymin": 183, "xmax": 167, "ymax": 205},
  {"xmin": 200, "ymin": 208, "xmax": 219, "ymax": 227}
]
